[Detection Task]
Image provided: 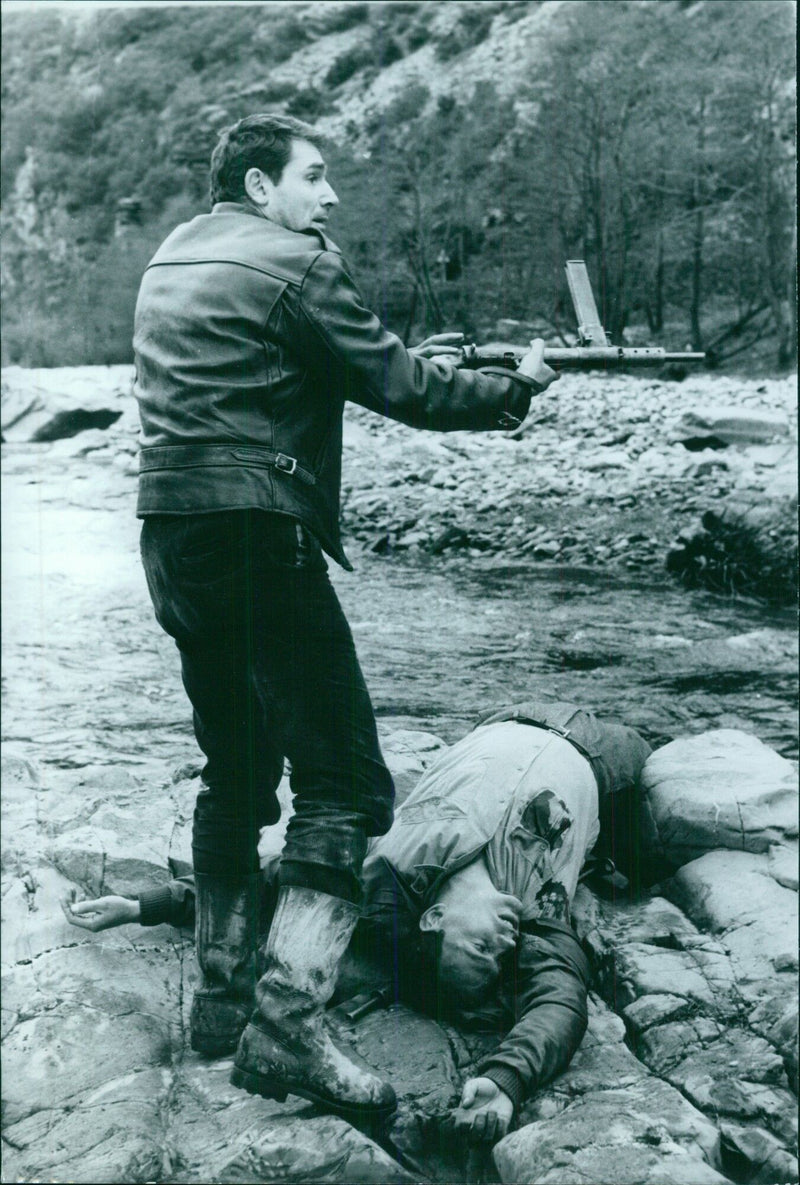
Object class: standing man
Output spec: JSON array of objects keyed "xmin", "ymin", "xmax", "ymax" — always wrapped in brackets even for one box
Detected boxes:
[{"xmin": 132, "ymin": 113, "xmax": 559, "ymax": 1124}]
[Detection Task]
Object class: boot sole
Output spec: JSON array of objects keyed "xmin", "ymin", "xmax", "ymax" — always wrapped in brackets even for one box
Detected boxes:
[{"xmin": 229, "ymin": 1065, "xmax": 397, "ymax": 1123}]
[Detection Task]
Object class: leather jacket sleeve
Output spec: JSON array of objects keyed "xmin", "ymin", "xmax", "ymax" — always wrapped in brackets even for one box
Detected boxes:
[
  {"xmin": 477, "ymin": 921, "xmax": 590, "ymax": 1113},
  {"xmin": 296, "ymin": 251, "xmax": 539, "ymax": 431}
]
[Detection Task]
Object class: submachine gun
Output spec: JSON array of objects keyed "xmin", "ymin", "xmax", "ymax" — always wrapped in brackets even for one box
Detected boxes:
[{"xmin": 459, "ymin": 260, "xmax": 705, "ymax": 372}]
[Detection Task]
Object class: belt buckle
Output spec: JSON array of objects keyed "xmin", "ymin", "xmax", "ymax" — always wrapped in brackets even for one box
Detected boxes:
[
  {"xmin": 275, "ymin": 452, "xmax": 298, "ymax": 475},
  {"xmin": 548, "ymin": 725, "xmax": 570, "ymax": 740}
]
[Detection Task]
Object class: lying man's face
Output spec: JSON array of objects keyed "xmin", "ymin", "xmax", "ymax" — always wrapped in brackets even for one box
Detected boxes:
[{"xmin": 420, "ymin": 885, "xmax": 522, "ymax": 1006}]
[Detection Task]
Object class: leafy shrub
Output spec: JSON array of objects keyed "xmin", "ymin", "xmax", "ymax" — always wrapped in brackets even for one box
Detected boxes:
[
  {"xmin": 372, "ymin": 29, "xmax": 404, "ymax": 69},
  {"xmin": 385, "ymin": 1, "xmax": 423, "ymax": 15},
  {"xmin": 265, "ymin": 12, "xmax": 309, "ymax": 63},
  {"xmin": 403, "ymin": 3, "xmax": 434, "ymax": 51},
  {"xmin": 434, "ymin": 3, "xmax": 500, "ymax": 59},
  {"xmin": 380, "ymin": 83, "xmax": 431, "ymax": 129},
  {"xmin": 315, "ymin": 3, "xmax": 369, "ymax": 34},
  {"xmin": 326, "ymin": 44, "xmax": 372, "ymax": 88},
  {"xmin": 666, "ymin": 502, "xmax": 799, "ymax": 605},
  {"xmin": 503, "ymin": 1, "xmax": 539, "ymax": 24},
  {"xmin": 286, "ymin": 88, "xmax": 327, "ymax": 120},
  {"xmin": 94, "ymin": 6, "xmax": 171, "ymax": 51},
  {"xmin": 405, "ymin": 24, "xmax": 432, "ymax": 51},
  {"xmin": 326, "ymin": 27, "xmax": 403, "ymax": 88}
]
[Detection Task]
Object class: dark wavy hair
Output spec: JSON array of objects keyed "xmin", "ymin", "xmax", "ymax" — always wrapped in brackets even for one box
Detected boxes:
[
  {"xmin": 209, "ymin": 113, "xmax": 325, "ymax": 205},
  {"xmin": 404, "ymin": 930, "xmax": 505, "ymax": 1028}
]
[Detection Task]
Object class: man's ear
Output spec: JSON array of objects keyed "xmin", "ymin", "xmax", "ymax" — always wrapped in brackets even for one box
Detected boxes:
[
  {"xmin": 419, "ymin": 903, "xmax": 445, "ymax": 933},
  {"xmin": 244, "ymin": 167, "xmax": 273, "ymax": 208}
]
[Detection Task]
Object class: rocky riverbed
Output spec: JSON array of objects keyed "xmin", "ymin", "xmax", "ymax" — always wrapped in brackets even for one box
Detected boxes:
[
  {"xmin": 1, "ymin": 363, "xmax": 796, "ymax": 585},
  {"xmin": 2, "ymin": 364, "xmax": 798, "ymax": 1184}
]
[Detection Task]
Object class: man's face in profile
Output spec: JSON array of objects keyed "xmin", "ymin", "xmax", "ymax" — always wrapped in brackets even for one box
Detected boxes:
[
  {"xmin": 422, "ymin": 887, "xmax": 522, "ymax": 1006},
  {"xmin": 265, "ymin": 138, "xmax": 339, "ymax": 233}
]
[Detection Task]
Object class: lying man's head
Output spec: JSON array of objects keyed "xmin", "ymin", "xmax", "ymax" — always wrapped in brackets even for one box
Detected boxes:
[{"xmin": 419, "ymin": 879, "xmax": 522, "ymax": 1008}]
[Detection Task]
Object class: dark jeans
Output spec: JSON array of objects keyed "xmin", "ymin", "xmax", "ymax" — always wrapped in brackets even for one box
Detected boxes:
[{"xmin": 140, "ymin": 511, "xmax": 394, "ymax": 905}]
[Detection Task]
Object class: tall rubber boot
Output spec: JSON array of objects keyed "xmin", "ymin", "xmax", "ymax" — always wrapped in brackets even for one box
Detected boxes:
[
  {"xmin": 230, "ymin": 886, "xmax": 396, "ymax": 1122},
  {"xmin": 190, "ymin": 872, "xmax": 260, "ymax": 1056}
]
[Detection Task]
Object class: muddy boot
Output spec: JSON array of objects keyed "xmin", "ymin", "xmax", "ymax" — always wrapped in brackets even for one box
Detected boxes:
[
  {"xmin": 190, "ymin": 872, "xmax": 259, "ymax": 1056},
  {"xmin": 230, "ymin": 886, "xmax": 396, "ymax": 1122}
]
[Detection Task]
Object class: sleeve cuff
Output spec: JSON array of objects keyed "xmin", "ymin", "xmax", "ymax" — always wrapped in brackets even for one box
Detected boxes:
[
  {"xmin": 137, "ymin": 885, "xmax": 176, "ymax": 927},
  {"xmin": 478, "ymin": 1064, "xmax": 526, "ymax": 1113}
]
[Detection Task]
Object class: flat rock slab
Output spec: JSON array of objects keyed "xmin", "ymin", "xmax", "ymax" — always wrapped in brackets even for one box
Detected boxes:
[
  {"xmin": 641, "ymin": 729, "xmax": 798, "ymax": 867},
  {"xmin": 576, "ymin": 882, "xmax": 798, "ymax": 1181},
  {"xmin": 495, "ymin": 998, "xmax": 728, "ymax": 1184},
  {"xmin": 667, "ymin": 849, "xmax": 799, "ymax": 979},
  {"xmin": 2, "ymin": 918, "xmax": 417, "ymax": 1184},
  {"xmin": 671, "ymin": 407, "xmax": 791, "ymax": 446},
  {"xmin": 495, "ymin": 1107, "xmax": 731, "ymax": 1185}
]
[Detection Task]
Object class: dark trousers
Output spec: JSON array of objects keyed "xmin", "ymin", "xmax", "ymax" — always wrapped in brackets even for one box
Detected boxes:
[{"xmin": 140, "ymin": 511, "xmax": 394, "ymax": 905}]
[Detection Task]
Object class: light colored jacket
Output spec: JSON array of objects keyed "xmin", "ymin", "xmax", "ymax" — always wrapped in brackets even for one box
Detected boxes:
[{"xmin": 360, "ymin": 709, "xmax": 650, "ymax": 1111}]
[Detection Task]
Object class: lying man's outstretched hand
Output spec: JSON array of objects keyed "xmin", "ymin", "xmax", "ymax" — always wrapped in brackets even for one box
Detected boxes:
[
  {"xmin": 61, "ymin": 892, "xmax": 141, "ymax": 931},
  {"xmin": 451, "ymin": 1076, "xmax": 514, "ymax": 1144}
]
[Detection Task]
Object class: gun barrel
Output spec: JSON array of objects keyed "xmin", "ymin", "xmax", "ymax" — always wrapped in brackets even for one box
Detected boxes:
[
  {"xmin": 462, "ymin": 344, "xmax": 705, "ymax": 370},
  {"xmin": 543, "ymin": 347, "xmax": 705, "ymax": 366}
]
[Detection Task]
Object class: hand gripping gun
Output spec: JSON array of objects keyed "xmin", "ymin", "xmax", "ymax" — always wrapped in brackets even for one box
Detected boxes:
[{"xmin": 460, "ymin": 260, "xmax": 705, "ymax": 372}]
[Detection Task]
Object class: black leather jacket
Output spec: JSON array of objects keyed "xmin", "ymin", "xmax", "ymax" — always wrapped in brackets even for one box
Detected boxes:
[{"xmin": 133, "ymin": 203, "xmax": 539, "ymax": 569}]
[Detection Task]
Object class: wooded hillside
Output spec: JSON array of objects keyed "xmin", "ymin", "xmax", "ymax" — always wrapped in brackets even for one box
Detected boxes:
[{"xmin": 1, "ymin": 0, "xmax": 795, "ymax": 368}]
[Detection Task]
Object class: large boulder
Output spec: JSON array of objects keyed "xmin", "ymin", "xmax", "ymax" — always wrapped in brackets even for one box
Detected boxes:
[
  {"xmin": 640, "ymin": 730, "xmax": 798, "ymax": 869},
  {"xmin": 665, "ymin": 848, "xmax": 799, "ymax": 1097},
  {"xmin": 575, "ymin": 884, "xmax": 799, "ymax": 1176},
  {"xmin": 1, "ymin": 364, "xmax": 136, "ymax": 442}
]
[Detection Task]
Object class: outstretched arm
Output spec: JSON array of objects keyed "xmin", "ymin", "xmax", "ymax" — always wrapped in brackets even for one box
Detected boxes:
[
  {"xmin": 61, "ymin": 875, "xmax": 197, "ymax": 932},
  {"xmin": 454, "ymin": 922, "xmax": 590, "ymax": 1142},
  {"xmin": 296, "ymin": 252, "xmax": 557, "ymax": 433}
]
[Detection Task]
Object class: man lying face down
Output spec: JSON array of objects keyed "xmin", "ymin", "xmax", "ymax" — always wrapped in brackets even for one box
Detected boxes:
[{"xmin": 64, "ymin": 699, "xmax": 651, "ymax": 1143}]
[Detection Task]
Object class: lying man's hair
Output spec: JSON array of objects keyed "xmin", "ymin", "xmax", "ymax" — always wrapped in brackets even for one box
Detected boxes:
[{"xmin": 404, "ymin": 930, "xmax": 500, "ymax": 1021}]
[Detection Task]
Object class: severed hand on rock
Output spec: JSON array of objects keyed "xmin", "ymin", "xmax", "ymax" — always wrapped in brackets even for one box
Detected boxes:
[{"xmin": 61, "ymin": 889, "xmax": 141, "ymax": 931}]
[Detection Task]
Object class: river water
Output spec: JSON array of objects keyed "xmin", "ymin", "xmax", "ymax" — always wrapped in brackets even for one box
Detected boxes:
[
  {"xmin": 2, "ymin": 460, "xmax": 797, "ymax": 787},
  {"xmin": 335, "ymin": 553, "xmax": 798, "ymax": 759}
]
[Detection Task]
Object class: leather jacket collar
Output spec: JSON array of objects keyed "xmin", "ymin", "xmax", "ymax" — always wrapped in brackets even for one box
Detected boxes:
[{"xmin": 210, "ymin": 201, "xmax": 342, "ymax": 254}]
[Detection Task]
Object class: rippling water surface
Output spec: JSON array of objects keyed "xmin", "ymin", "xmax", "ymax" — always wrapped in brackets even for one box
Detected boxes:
[
  {"xmin": 335, "ymin": 553, "xmax": 798, "ymax": 759},
  {"xmin": 3, "ymin": 471, "xmax": 796, "ymax": 774}
]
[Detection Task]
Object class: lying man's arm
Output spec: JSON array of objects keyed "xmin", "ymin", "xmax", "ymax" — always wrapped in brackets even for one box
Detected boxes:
[
  {"xmin": 453, "ymin": 920, "xmax": 590, "ymax": 1142},
  {"xmin": 62, "ymin": 874, "xmax": 197, "ymax": 931}
]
